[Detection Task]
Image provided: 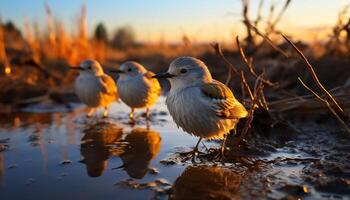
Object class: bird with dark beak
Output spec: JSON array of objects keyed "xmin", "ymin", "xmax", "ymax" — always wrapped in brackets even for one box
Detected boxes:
[
  {"xmin": 72, "ymin": 59, "xmax": 118, "ymax": 118},
  {"xmin": 110, "ymin": 61, "xmax": 161, "ymax": 122},
  {"xmin": 152, "ymin": 56, "xmax": 247, "ymax": 159}
]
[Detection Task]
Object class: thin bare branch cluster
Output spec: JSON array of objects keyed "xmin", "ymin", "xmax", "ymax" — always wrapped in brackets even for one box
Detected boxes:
[
  {"xmin": 240, "ymin": 0, "xmax": 291, "ymax": 56},
  {"xmin": 282, "ymin": 34, "xmax": 350, "ymax": 134},
  {"xmin": 211, "ymin": 36, "xmax": 274, "ymax": 143},
  {"xmin": 327, "ymin": 4, "xmax": 350, "ymax": 55}
]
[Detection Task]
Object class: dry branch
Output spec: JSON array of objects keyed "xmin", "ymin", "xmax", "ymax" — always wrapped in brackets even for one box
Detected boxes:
[
  {"xmin": 211, "ymin": 43, "xmax": 254, "ymax": 100},
  {"xmin": 239, "ymin": 75, "xmax": 265, "ymax": 141},
  {"xmin": 236, "ymin": 36, "xmax": 277, "ymax": 87},
  {"xmin": 212, "ymin": 40, "xmax": 273, "ymax": 145},
  {"xmin": 247, "ymin": 23, "xmax": 289, "ymax": 58},
  {"xmin": 268, "ymin": 0, "xmax": 291, "ymax": 31},
  {"xmin": 254, "ymin": 0, "xmax": 264, "ymax": 26},
  {"xmin": 242, "ymin": 0, "xmax": 255, "ymax": 48},
  {"xmin": 282, "ymin": 34, "xmax": 349, "ymax": 120},
  {"xmin": 211, "ymin": 43, "xmax": 233, "ymax": 85},
  {"xmin": 298, "ymin": 78, "xmax": 350, "ymax": 134},
  {"xmin": 240, "ymin": 71, "xmax": 254, "ymax": 101},
  {"xmin": 240, "ymin": 0, "xmax": 292, "ymax": 55}
]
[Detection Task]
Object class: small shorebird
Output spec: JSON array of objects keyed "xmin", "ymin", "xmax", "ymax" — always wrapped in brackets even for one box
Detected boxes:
[
  {"xmin": 73, "ymin": 59, "xmax": 118, "ymax": 118},
  {"xmin": 111, "ymin": 61, "xmax": 161, "ymax": 122},
  {"xmin": 153, "ymin": 56, "xmax": 248, "ymax": 155}
]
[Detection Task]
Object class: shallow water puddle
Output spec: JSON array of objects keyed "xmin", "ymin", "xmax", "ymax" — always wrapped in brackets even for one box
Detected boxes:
[
  {"xmin": 0, "ymin": 96, "xmax": 349, "ymax": 199},
  {"xmin": 0, "ymin": 97, "xmax": 195, "ymax": 199}
]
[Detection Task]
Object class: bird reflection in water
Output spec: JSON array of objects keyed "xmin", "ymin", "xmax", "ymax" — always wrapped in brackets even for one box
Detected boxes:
[
  {"xmin": 118, "ymin": 127, "xmax": 161, "ymax": 179},
  {"xmin": 80, "ymin": 122, "xmax": 123, "ymax": 177},
  {"xmin": 171, "ymin": 165, "xmax": 242, "ymax": 200}
]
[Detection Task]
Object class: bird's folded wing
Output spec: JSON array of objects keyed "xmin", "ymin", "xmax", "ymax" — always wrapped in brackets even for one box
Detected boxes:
[
  {"xmin": 100, "ymin": 74, "xmax": 118, "ymax": 96},
  {"xmin": 201, "ymin": 80, "xmax": 248, "ymax": 119}
]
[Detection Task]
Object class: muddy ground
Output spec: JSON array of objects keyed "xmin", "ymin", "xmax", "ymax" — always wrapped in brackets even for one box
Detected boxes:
[{"xmin": 0, "ymin": 96, "xmax": 349, "ymax": 200}]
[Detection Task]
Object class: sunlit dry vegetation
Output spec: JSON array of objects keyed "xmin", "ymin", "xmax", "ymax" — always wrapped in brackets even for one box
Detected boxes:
[
  {"xmin": 1, "ymin": 1, "xmax": 350, "ymax": 198},
  {"xmin": 0, "ymin": 0, "xmax": 349, "ymax": 133}
]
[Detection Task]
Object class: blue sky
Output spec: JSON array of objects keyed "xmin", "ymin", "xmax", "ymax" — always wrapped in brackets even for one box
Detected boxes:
[{"xmin": 0, "ymin": 0, "xmax": 349, "ymax": 43}]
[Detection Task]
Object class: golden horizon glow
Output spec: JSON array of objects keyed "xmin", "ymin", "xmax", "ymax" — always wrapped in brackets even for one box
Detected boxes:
[{"xmin": 0, "ymin": 0, "xmax": 349, "ymax": 43}]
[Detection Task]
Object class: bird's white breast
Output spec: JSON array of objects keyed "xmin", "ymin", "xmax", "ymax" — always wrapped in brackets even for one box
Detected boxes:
[
  {"xmin": 75, "ymin": 74, "xmax": 104, "ymax": 107},
  {"xmin": 166, "ymin": 86, "xmax": 237, "ymax": 139},
  {"xmin": 117, "ymin": 75, "xmax": 159, "ymax": 108}
]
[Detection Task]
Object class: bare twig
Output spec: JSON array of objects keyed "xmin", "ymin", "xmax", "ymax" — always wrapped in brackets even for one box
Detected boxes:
[
  {"xmin": 242, "ymin": 0, "xmax": 255, "ymax": 49},
  {"xmin": 236, "ymin": 36, "xmax": 257, "ymax": 76},
  {"xmin": 211, "ymin": 43, "xmax": 238, "ymax": 85},
  {"xmin": 254, "ymin": 0, "xmax": 265, "ymax": 27},
  {"xmin": 239, "ymin": 0, "xmax": 292, "ymax": 56},
  {"xmin": 236, "ymin": 36, "xmax": 278, "ymax": 87},
  {"xmin": 239, "ymin": 75, "xmax": 265, "ymax": 140},
  {"xmin": 298, "ymin": 78, "xmax": 350, "ymax": 134},
  {"xmin": 258, "ymin": 87, "xmax": 269, "ymax": 110},
  {"xmin": 268, "ymin": 88, "xmax": 350, "ymax": 112},
  {"xmin": 282, "ymin": 33, "xmax": 349, "ymax": 120},
  {"xmin": 241, "ymin": 82, "xmax": 247, "ymax": 105},
  {"xmin": 268, "ymin": 0, "xmax": 291, "ymax": 31},
  {"xmin": 241, "ymin": 71, "xmax": 254, "ymax": 101},
  {"xmin": 247, "ymin": 23, "xmax": 289, "ymax": 58},
  {"xmin": 211, "ymin": 42, "xmax": 256, "ymax": 102}
]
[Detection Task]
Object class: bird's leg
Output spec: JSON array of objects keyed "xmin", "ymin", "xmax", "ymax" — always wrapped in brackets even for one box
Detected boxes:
[
  {"xmin": 103, "ymin": 106, "xmax": 108, "ymax": 118},
  {"xmin": 190, "ymin": 137, "xmax": 203, "ymax": 162},
  {"xmin": 129, "ymin": 108, "xmax": 135, "ymax": 123},
  {"xmin": 146, "ymin": 108, "xmax": 151, "ymax": 120},
  {"xmin": 192, "ymin": 137, "xmax": 202, "ymax": 157},
  {"xmin": 87, "ymin": 108, "xmax": 96, "ymax": 118},
  {"xmin": 220, "ymin": 134, "xmax": 228, "ymax": 158}
]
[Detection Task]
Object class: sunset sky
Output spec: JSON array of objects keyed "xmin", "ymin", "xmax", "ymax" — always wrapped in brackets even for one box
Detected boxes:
[{"xmin": 0, "ymin": 0, "xmax": 349, "ymax": 43}]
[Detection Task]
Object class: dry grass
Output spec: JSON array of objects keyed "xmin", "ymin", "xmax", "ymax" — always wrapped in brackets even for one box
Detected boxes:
[
  {"xmin": 0, "ymin": 17, "xmax": 11, "ymax": 75},
  {"xmin": 21, "ymin": 3, "xmax": 103, "ymax": 65},
  {"xmin": 18, "ymin": 2, "xmax": 212, "ymax": 70}
]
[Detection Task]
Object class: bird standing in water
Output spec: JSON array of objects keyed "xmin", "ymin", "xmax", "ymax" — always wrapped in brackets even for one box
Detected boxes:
[
  {"xmin": 111, "ymin": 61, "xmax": 161, "ymax": 122},
  {"xmin": 153, "ymin": 56, "xmax": 248, "ymax": 156},
  {"xmin": 73, "ymin": 59, "xmax": 118, "ymax": 118}
]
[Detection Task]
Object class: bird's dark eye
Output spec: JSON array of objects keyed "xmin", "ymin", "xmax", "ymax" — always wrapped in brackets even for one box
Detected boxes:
[
  {"xmin": 180, "ymin": 69, "xmax": 187, "ymax": 74},
  {"xmin": 87, "ymin": 66, "xmax": 91, "ymax": 69},
  {"xmin": 128, "ymin": 68, "xmax": 132, "ymax": 72}
]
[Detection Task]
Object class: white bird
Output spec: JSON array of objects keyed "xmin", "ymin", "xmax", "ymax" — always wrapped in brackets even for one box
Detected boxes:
[
  {"xmin": 153, "ymin": 56, "xmax": 248, "ymax": 155},
  {"xmin": 73, "ymin": 59, "xmax": 118, "ymax": 118},
  {"xmin": 111, "ymin": 61, "xmax": 161, "ymax": 122}
]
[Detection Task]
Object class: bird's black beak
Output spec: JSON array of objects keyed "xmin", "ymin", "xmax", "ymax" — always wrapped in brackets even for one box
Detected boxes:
[
  {"xmin": 152, "ymin": 72, "xmax": 175, "ymax": 79},
  {"xmin": 69, "ymin": 66, "xmax": 84, "ymax": 70},
  {"xmin": 110, "ymin": 69, "xmax": 125, "ymax": 74}
]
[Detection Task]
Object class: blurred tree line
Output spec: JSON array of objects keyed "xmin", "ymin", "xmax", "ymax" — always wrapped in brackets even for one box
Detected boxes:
[{"xmin": 94, "ymin": 22, "xmax": 136, "ymax": 50}]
